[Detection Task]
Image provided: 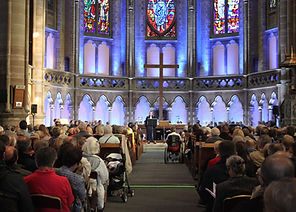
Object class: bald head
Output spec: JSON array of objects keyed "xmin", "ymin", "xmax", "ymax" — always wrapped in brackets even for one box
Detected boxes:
[
  {"xmin": 4, "ymin": 146, "xmax": 17, "ymax": 165},
  {"xmin": 261, "ymin": 155, "xmax": 295, "ymax": 186}
]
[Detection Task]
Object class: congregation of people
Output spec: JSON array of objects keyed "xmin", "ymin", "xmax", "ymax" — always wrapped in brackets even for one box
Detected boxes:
[
  {"xmin": 0, "ymin": 118, "xmax": 296, "ymax": 212},
  {"xmin": 0, "ymin": 119, "xmax": 139, "ymax": 212},
  {"xmin": 187, "ymin": 123, "xmax": 296, "ymax": 212}
]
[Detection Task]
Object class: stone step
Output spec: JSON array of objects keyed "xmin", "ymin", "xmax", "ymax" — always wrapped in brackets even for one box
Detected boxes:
[{"xmin": 143, "ymin": 143, "xmax": 166, "ymax": 151}]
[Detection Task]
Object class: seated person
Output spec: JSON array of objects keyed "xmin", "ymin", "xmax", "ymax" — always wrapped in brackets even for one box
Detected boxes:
[
  {"xmin": 4, "ymin": 146, "xmax": 31, "ymax": 177},
  {"xmin": 98, "ymin": 125, "xmax": 120, "ymax": 144},
  {"xmin": 16, "ymin": 136, "xmax": 37, "ymax": 172},
  {"xmin": 264, "ymin": 178, "xmax": 296, "ymax": 212},
  {"xmin": 198, "ymin": 140, "xmax": 236, "ymax": 212},
  {"xmin": 24, "ymin": 147, "xmax": 74, "ymax": 212},
  {"xmin": 0, "ymin": 141, "xmax": 33, "ymax": 212},
  {"xmin": 205, "ymin": 128, "xmax": 222, "ymax": 143},
  {"xmin": 55, "ymin": 143, "xmax": 86, "ymax": 212},
  {"xmin": 165, "ymin": 127, "xmax": 182, "ymax": 152},
  {"xmin": 212, "ymin": 155, "xmax": 258, "ymax": 212},
  {"xmin": 82, "ymin": 137, "xmax": 109, "ymax": 212}
]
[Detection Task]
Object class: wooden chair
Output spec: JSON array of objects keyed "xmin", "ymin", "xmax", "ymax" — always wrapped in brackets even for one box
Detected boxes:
[
  {"xmin": 223, "ymin": 194, "xmax": 252, "ymax": 212},
  {"xmin": 31, "ymin": 194, "xmax": 62, "ymax": 212}
]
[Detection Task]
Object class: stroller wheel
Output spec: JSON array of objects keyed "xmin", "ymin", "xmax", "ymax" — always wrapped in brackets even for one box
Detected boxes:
[
  {"xmin": 128, "ymin": 189, "xmax": 135, "ymax": 197},
  {"xmin": 121, "ymin": 192, "xmax": 128, "ymax": 203},
  {"xmin": 164, "ymin": 149, "xmax": 168, "ymax": 164}
]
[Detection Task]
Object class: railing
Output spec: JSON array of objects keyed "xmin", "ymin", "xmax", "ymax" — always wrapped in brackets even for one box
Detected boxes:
[
  {"xmin": 133, "ymin": 77, "xmax": 190, "ymax": 91},
  {"xmin": 247, "ymin": 69, "xmax": 281, "ymax": 88},
  {"xmin": 78, "ymin": 75, "xmax": 129, "ymax": 90},
  {"xmin": 43, "ymin": 69, "xmax": 74, "ymax": 87},
  {"xmin": 193, "ymin": 75, "xmax": 245, "ymax": 91},
  {"xmin": 42, "ymin": 69, "xmax": 281, "ymax": 91}
]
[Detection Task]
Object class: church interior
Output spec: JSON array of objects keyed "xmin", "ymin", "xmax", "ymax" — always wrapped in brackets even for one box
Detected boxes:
[
  {"xmin": 0, "ymin": 0, "xmax": 295, "ymax": 127},
  {"xmin": 1, "ymin": 0, "xmax": 296, "ymax": 211}
]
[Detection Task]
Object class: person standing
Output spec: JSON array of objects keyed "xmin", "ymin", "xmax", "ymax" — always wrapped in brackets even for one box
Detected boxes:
[{"xmin": 145, "ymin": 111, "xmax": 157, "ymax": 144}]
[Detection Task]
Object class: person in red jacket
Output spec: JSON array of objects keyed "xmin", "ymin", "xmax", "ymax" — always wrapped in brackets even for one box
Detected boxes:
[{"xmin": 24, "ymin": 147, "xmax": 74, "ymax": 212}]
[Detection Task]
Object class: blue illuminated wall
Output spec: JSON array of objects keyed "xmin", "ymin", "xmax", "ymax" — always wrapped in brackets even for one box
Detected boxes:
[{"xmin": 135, "ymin": 0, "xmax": 187, "ymax": 77}]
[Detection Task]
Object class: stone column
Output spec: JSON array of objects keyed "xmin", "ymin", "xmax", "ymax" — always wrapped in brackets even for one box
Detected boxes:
[
  {"xmin": 268, "ymin": 105, "xmax": 273, "ymax": 121},
  {"xmin": 108, "ymin": 107, "xmax": 112, "ymax": 123},
  {"xmin": 92, "ymin": 106, "xmax": 95, "ymax": 122},
  {"xmin": 168, "ymin": 107, "xmax": 172, "ymax": 122},
  {"xmin": 226, "ymin": 107, "xmax": 230, "ymax": 123},
  {"xmin": 258, "ymin": 106, "xmax": 263, "ymax": 123},
  {"xmin": 126, "ymin": 0, "xmax": 135, "ymax": 77},
  {"xmin": 210, "ymin": 106, "xmax": 214, "ymax": 126},
  {"xmin": 243, "ymin": 0, "xmax": 249, "ymax": 74},
  {"xmin": 187, "ymin": 0, "xmax": 196, "ymax": 77}
]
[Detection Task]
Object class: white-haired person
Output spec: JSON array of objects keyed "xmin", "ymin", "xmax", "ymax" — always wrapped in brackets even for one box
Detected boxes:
[{"xmin": 82, "ymin": 137, "xmax": 109, "ymax": 212}]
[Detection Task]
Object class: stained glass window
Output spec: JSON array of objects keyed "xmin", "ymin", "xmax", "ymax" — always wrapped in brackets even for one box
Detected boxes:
[
  {"xmin": 213, "ymin": 0, "xmax": 239, "ymax": 35},
  {"xmin": 227, "ymin": 0, "xmax": 239, "ymax": 33},
  {"xmin": 84, "ymin": 0, "xmax": 110, "ymax": 35},
  {"xmin": 98, "ymin": 0, "xmax": 110, "ymax": 34},
  {"xmin": 146, "ymin": 0, "xmax": 176, "ymax": 39},
  {"xmin": 269, "ymin": 0, "xmax": 277, "ymax": 11}
]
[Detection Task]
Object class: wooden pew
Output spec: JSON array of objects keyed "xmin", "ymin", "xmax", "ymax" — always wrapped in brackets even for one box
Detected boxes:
[
  {"xmin": 135, "ymin": 129, "xmax": 143, "ymax": 160},
  {"xmin": 127, "ymin": 134, "xmax": 137, "ymax": 165},
  {"xmin": 99, "ymin": 143, "xmax": 122, "ymax": 159},
  {"xmin": 194, "ymin": 142, "xmax": 215, "ymax": 180}
]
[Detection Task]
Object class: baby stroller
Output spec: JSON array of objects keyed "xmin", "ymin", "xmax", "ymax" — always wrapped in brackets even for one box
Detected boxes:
[
  {"xmin": 105, "ymin": 153, "xmax": 134, "ymax": 202},
  {"xmin": 164, "ymin": 134, "xmax": 183, "ymax": 163}
]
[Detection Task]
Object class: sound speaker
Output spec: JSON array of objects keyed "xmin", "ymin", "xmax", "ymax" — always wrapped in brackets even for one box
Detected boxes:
[
  {"xmin": 31, "ymin": 104, "xmax": 37, "ymax": 114},
  {"xmin": 272, "ymin": 106, "xmax": 279, "ymax": 116}
]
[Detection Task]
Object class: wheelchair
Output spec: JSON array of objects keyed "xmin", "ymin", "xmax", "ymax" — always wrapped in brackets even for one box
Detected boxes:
[{"xmin": 164, "ymin": 134, "xmax": 183, "ymax": 163}]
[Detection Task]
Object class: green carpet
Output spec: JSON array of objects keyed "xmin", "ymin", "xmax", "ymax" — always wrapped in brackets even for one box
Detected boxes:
[{"xmin": 104, "ymin": 150, "xmax": 205, "ymax": 212}]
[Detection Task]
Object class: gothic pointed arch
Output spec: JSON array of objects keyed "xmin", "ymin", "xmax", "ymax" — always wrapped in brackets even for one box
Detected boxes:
[
  {"xmin": 110, "ymin": 96, "xmax": 125, "ymax": 125},
  {"xmin": 171, "ymin": 96, "xmax": 187, "ymax": 124},
  {"xmin": 212, "ymin": 96, "xmax": 227, "ymax": 124},
  {"xmin": 78, "ymin": 94, "xmax": 94, "ymax": 122},
  {"xmin": 250, "ymin": 94, "xmax": 260, "ymax": 127},
  {"xmin": 260, "ymin": 93, "xmax": 269, "ymax": 123},
  {"xmin": 228, "ymin": 95, "xmax": 243, "ymax": 123},
  {"xmin": 196, "ymin": 96, "xmax": 211, "ymax": 126},
  {"xmin": 62, "ymin": 93, "xmax": 72, "ymax": 120},
  {"xmin": 53, "ymin": 92, "xmax": 63, "ymax": 120},
  {"xmin": 44, "ymin": 92, "xmax": 53, "ymax": 127},
  {"xmin": 134, "ymin": 96, "xmax": 150, "ymax": 124},
  {"xmin": 95, "ymin": 95, "xmax": 110, "ymax": 124}
]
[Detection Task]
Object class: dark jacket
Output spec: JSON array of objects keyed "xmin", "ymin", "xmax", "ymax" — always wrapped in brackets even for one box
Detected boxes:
[
  {"xmin": 213, "ymin": 176, "xmax": 259, "ymax": 212},
  {"xmin": 198, "ymin": 158, "xmax": 229, "ymax": 212},
  {"xmin": 0, "ymin": 161, "xmax": 34, "ymax": 212}
]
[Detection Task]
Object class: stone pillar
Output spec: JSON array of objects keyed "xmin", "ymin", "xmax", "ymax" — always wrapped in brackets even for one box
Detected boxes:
[
  {"xmin": 258, "ymin": 106, "xmax": 263, "ymax": 122},
  {"xmin": 210, "ymin": 106, "xmax": 214, "ymax": 126},
  {"xmin": 126, "ymin": 0, "xmax": 135, "ymax": 77},
  {"xmin": 92, "ymin": 106, "xmax": 95, "ymax": 122},
  {"xmin": 168, "ymin": 107, "xmax": 172, "ymax": 122},
  {"xmin": 226, "ymin": 107, "xmax": 230, "ymax": 123},
  {"xmin": 108, "ymin": 107, "xmax": 112, "ymax": 123},
  {"xmin": 268, "ymin": 105, "xmax": 273, "ymax": 121},
  {"xmin": 187, "ymin": 0, "xmax": 196, "ymax": 77},
  {"xmin": 243, "ymin": 0, "xmax": 249, "ymax": 74}
]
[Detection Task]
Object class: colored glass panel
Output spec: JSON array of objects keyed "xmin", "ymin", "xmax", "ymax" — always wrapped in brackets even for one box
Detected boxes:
[
  {"xmin": 269, "ymin": 0, "xmax": 277, "ymax": 10},
  {"xmin": 213, "ymin": 0, "xmax": 226, "ymax": 34},
  {"xmin": 84, "ymin": 0, "xmax": 96, "ymax": 33},
  {"xmin": 227, "ymin": 0, "xmax": 239, "ymax": 33},
  {"xmin": 97, "ymin": 0, "xmax": 110, "ymax": 34},
  {"xmin": 146, "ymin": 0, "xmax": 176, "ymax": 38}
]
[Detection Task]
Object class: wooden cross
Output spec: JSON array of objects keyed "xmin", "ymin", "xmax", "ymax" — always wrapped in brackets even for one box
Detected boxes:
[{"xmin": 144, "ymin": 52, "xmax": 179, "ymax": 120}]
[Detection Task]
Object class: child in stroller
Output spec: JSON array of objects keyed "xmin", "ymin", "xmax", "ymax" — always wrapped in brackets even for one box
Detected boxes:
[{"xmin": 105, "ymin": 153, "xmax": 134, "ymax": 202}]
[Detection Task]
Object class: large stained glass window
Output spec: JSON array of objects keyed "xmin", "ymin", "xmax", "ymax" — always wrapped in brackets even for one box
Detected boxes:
[
  {"xmin": 213, "ymin": 0, "xmax": 239, "ymax": 35},
  {"xmin": 84, "ymin": 0, "xmax": 110, "ymax": 35},
  {"xmin": 146, "ymin": 0, "xmax": 176, "ymax": 39}
]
